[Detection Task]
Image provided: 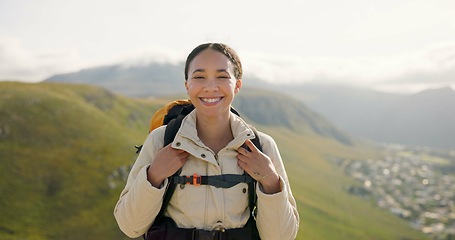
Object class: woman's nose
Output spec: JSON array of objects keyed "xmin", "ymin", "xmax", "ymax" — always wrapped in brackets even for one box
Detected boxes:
[{"xmin": 203, "ymin": 78, "xmax": 219, "ymax": 92}]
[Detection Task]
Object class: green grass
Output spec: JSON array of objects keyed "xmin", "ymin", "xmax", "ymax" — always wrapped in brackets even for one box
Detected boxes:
[
  {"xmin": 0, "ymin": 82, "xmax": 429, "ymax": 239},
  {"xmin": 0, "ymin": 82, "xmax": 154, "ymax": 239}
]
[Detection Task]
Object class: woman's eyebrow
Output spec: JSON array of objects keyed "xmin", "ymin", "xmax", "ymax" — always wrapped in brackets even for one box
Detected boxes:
[
  {"xmin": 192, "ymin": 69, "xmax": 205, "ymax": 74},
  {"xmin": 192, "ymin": 69, "xmax": 229, "ymax": 74}
]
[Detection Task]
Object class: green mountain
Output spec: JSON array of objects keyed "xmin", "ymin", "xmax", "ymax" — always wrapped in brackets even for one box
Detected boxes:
[
  {"xmin": 233, "ymin": 88, "xmax": 353, "ymax": 145},
  {"xmin": 0, "ymin": 82, "xmax": 429, "ymax": 240}
]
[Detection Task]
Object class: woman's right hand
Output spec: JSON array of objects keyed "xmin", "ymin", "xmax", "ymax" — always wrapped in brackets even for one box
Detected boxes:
[{"xmin": 147, "ymin": 144, "xmax": 189, "ymax": 188}]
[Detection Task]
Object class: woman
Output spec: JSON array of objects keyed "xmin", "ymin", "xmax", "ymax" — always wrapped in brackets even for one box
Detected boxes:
[{"xmin": 114, "ymin": 43, "xmax": 299, "ymax": 240}]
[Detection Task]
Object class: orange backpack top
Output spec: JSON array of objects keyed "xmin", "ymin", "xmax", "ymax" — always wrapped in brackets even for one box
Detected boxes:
[{"xmin": 149, "ymin": 99, "xmax": 192, "ymax": 132}]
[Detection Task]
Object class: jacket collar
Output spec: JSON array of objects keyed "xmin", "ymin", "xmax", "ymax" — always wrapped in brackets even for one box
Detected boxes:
[{"xmin": 172, "ymin": 109, "xmax": 256, "ymax": 151}]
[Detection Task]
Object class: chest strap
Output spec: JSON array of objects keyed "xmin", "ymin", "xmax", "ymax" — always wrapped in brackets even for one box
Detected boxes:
[{"xmin": 171, "ymin": 174, "xmax": 254, "ymax": 188}]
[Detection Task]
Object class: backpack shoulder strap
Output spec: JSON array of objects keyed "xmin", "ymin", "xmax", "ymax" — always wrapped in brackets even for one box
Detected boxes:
[
  {"xmin": 153, "ymin": 112, "xmax": 188, "ymax": 223},
  {"xmin": 248, "ymin": 124, "xmax": 262, "ymax": 152},
  {"xmin": 246, "ymin": 125, "xmax": 261, "ymax": 219}
]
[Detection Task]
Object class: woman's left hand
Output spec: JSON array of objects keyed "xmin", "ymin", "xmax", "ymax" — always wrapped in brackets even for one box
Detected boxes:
[{"xmin": 237, "ymin": 139, "xmax": 281, "ymax": 194}]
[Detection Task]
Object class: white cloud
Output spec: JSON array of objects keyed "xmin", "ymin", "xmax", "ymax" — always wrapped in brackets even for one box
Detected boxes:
[
  {"xmin": 0, "ymin": 38, "xmax": 82, "ymax": 82},
  {"xmin": 241, "ymin": 41, "xmax": 455, "ymax": 93},
  {"xmin": 116, "ymin": 44, "xmax": 185, "ymax": 68},
  {"xmin": 0, "ymin": 38, "xmax": 188, "ymax": 81}
]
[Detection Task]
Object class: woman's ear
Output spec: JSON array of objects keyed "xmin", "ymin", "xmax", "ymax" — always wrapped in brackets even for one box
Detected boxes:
[
  {"xmin": 235, "ymin": 79, "xmax": 242, "ymax": 94},
  {"xmin": 184, "ymin": 81, "xmax": 189, "ymax": 91}
]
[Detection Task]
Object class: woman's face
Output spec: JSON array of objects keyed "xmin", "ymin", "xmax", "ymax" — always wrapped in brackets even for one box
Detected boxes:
[{"xmin": 185, "ymin": 49, "xmax": 242, "ymax": 119}]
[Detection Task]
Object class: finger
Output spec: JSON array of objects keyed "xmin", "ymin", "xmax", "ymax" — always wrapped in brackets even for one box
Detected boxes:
[
  {"xmin": 236, "ymin": 152, "xmax": 249, "ymax": 163},
  {"xmin": 177, "ymin": 150, "xmax": 189, "ymax": 156},
  {"xmin": 237, "ymin": 158, "xmax": 249, "ymax": 170},
  {"xmin": 244, "ymin": 139, "xmax": 258, "ymax": 153},
  {"xmin": 237, "ymin": 146, "xmax": 248, "ymax": 156},
  {"xmin": 177, "ymin": 152, "xmax": 190, "ymax": 163},
  {"xmin": 180, "ymin": 155, "xmax": 189, "ymax": 164},
  {"xmin": 172, "ymin": 147, "xmax": 188, "ymax": 154}
]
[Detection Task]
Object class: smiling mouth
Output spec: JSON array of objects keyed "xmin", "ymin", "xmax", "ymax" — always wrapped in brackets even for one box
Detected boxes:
[{"xmin": 200, "ymin": 97, "xmax": 222, "ymax": 103}]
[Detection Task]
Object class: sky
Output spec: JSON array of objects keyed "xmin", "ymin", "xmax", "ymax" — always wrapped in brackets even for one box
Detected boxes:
[{"xmin": 1, "ymin": 0, "xmax": 455, "ymax": 93}]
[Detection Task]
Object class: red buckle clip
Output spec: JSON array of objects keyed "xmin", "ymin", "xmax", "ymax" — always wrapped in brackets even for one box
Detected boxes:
[{"xmin": 186, "ymin": 173, "xmax": 201, "ymax": 186}]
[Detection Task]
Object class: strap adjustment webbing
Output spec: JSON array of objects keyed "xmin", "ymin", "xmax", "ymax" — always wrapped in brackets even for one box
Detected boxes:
[{"xmin": 171, "ymin": 174, "xmax": 254, "ymax": 188}]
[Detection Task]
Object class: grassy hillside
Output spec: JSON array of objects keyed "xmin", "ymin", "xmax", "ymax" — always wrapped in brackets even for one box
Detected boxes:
[
  {"xmin": 0, "ymin": 82, "xmax": 429, "ymax": 239},
  {"xmin": 0, "ymin": 82, "xmax": 157, "ymax": 240}
]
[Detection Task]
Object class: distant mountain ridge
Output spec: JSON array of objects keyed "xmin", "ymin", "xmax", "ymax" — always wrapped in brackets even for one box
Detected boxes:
[
  {"xmin": 45, "ymin": 62, "xmax": 455, "ymax": 149},
  {"xmin": 46, "ymin": 62, "xmax": 185, "ymax": 97},
  {"xmin": 45, "ymin": 62, "xmax": 268, "ymax": 97},
  {"xmin": 285, "ymin": 84, "xmax": 455, "ymax": 149}
]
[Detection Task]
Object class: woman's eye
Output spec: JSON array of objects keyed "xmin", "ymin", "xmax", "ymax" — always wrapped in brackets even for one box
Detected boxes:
[
  {"xmin": 218, "ymin": 76, "xmax": 229, "ymax": 79},
  {"xmin": 193, "ymin": 76, "xmax": 205, "ymax": 79}
]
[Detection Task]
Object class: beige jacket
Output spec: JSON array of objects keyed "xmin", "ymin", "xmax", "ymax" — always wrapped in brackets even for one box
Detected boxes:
[{"xmin": 114, "ymin": 110, "xmax": 299, "ymax": 239}]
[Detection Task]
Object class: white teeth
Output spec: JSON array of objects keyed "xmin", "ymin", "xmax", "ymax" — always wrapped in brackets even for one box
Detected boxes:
[{"xmin": 201, "ymin": 97, "xmax": 221, "ymax": 103}]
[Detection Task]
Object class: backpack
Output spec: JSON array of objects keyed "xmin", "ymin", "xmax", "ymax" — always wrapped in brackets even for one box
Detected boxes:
[{"xmin": 137, "ymin": 99, "xmax": 261, "ymax": 239}]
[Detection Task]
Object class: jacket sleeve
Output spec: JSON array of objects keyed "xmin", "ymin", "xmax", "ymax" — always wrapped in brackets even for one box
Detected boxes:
[
  {"xmin": 113, "ymin": 127, "xmax": 168, "ymax": 238},
  {"xmin": 255, "ymin": 132, "xmax": 300, "ymax": 240}
]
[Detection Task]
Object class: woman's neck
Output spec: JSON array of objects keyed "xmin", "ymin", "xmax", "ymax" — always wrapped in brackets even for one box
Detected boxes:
[{"xmin": 196, "ymin": 112, "xmax": 233, "ymax": 154}]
